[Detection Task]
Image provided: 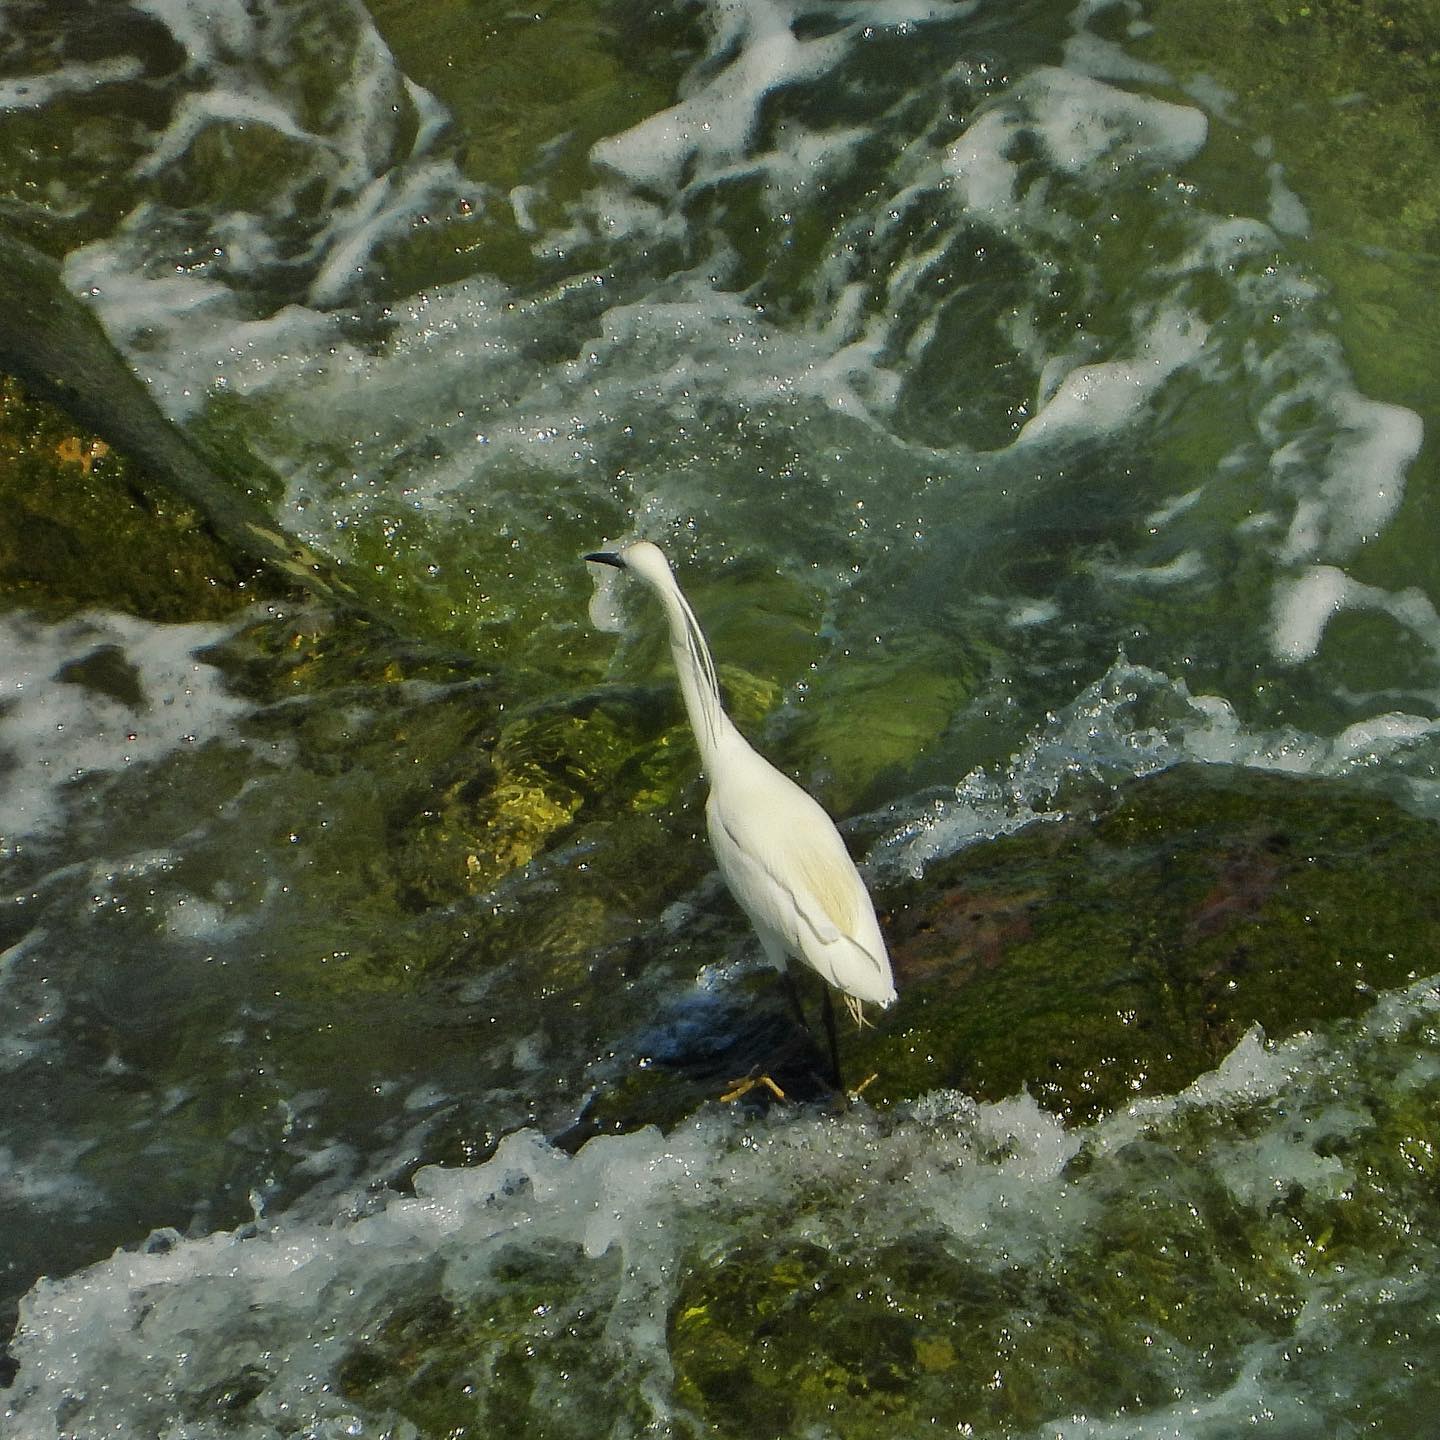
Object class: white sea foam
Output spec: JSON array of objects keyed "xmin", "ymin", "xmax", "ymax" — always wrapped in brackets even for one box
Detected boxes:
[
  {"xmin": 591, "ymin": 0, "xmax": 902, "ymax": 194},
  {"xmin": 1271, "ymin": 564, "xmax": 1440, "ymax": 666},
  {"xmin": 132, "ymin": 0, "xmax": 264, "ymax": 67},
  {"xmin": 1181, "ymin": 72, "xmax": 1240, "ymax": 124},
  {"xmin": 5, "ymin": 975, "xmax": 1439, "ymax": 1438},
  {"xmin": 307, "ymin": 156, "xmax": 465, "ymax": 307},
  {"xmin": 945, "ymin": 106, "xmax": 1026, "ymax": 216},
  {"xmin": 1144, "ymin": 486, "xmax": 1204, "ymax": 529},
  {"xmin": 1031, "ymin": 66, "xmax": 1208, "ymax": 175},
  {"xmin": 1279, "ymin": 390, "xmax": 1422, "ymax": 562},
  {"xmin": 0, "ymin": 929, "xmax": 64, "ymax": 1076},
  {"xmin": 1019, "ymin": 304, "xmax": 1209, "ymax": 443},
  {"xmin": 1270, "ymin": 564, "xmax": 1352, "ymax": 662},
  {"xmin": 136, "ymin": 89, "xmax": 319, "ymax": 178},
  {"xmin": 1008, "ymin": 598, "xmax": 1061, "ymax": 628},
  {"xmin": 52, "ymin": 0, "xmax": 464, "ymax": 417},
  {"xmin": 1061, "ymin": 30, "xmax": 1172, "ymax": 85},
  {"xmin": 875, "ymin": 658, "xmax": 1440, "ymax": 877},
  {"xmin": 945, "ymin": 64, "xmax": 1207, "ymax": 223},
  {"xmin": 0, "ymin": 611, "xmax": 254, "ymax": 852},
  {"xmin": 0, "ymin": 57, "xmax": 144, "ymax": 111},
  {"xmin": 0, "ymin": 1139, "xmax": 104, "ymax": 1215}
]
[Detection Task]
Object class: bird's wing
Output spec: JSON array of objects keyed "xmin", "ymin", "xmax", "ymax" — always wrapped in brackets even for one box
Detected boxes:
[{"xmin": 707, "ymin": 768, "xmax": 893, "ymax": 1002}]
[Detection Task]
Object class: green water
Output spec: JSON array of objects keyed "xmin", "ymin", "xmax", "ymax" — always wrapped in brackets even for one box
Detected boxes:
[{"xmin": 3, "ymin": 0, "xmax": 1440, "ymax": 1433}]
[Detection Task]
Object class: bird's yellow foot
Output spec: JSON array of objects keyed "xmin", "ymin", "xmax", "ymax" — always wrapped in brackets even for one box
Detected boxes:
[{"xmin": 720, "ymin": 1072, "xmax": 787, "ymax": 1103}]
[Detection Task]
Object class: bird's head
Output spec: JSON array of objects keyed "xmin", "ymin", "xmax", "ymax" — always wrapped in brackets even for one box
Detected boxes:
[{"xmin": 584, "ymin": 540, "xmax": 673, "ymax": 590}]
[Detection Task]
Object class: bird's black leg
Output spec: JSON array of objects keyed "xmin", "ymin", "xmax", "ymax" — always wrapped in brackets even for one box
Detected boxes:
[
  {"xmin": 820, "ymin": 985, "xmax": 844, "ymax": 1092},
  {"xmin": 781, "ymin": 965, "xmax": 810, "ymax": 1032}
]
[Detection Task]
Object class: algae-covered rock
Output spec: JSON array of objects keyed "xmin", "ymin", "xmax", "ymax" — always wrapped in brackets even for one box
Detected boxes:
[
  {"xmin": 0, "ymin": 375, "xmax": 262, "ymax": 619},
  {"xmin": 387, "ymin": 690, "xmax": 683, "ymax": 905},
  {"xmin": 335, "ymin": 1243, "xmax": 626, "ymax": 1438},
  {"xmin": 667, "ymin": 1212, "xmax": 1294, "ymax": 1439},
  {"xmin": 0, "ymin": 228, "xmax": 353, "ymax": 609},
  {"xmin": 320, "ymin": 993, "xmax": 1440, "ymax": 1440},
  {"xmin": 853, "ymin": 763, "xmax": 1440, "ymax": 1120}
]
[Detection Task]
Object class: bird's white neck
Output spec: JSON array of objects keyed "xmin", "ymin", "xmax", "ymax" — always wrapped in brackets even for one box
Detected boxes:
[{"xmin": 655, "ymin": 585, "xmax": 737, "ymax": 775}]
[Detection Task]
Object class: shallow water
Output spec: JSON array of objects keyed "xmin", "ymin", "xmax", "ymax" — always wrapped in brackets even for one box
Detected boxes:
[{"xmin": 2, "ymin": 0, "xmax": 1439, "ymax": 1432}]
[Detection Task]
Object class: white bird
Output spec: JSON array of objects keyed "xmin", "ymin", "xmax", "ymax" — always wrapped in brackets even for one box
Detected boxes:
[{"xmin": 585, "ymin": 541, "xmax": 896, "ymax": 1086}]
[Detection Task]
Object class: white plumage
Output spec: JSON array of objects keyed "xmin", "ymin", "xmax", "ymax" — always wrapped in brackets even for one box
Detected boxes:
[{"xmin": 585, "ymin": 541, "xmax": 896, "ymax": 1034}]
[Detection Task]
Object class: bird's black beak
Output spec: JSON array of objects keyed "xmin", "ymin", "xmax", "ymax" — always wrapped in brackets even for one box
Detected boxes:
[{"xmin": 585, "ymin": 551, "xmax": 625, "ymax": 569}]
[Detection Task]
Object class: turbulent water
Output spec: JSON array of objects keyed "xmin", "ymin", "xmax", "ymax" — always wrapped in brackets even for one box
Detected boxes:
[{"xmin": 3, "ymin": 0, "xmax": 1439, "ymax": 1433}]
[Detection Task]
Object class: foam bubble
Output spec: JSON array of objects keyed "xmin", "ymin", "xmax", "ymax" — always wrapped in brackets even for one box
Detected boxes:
[
  {"xmin": 945, "ymin": 107, "xmax": 1024, "ymax": 215},
  {"xmin": 1285, "ymin": 390, "xmax": 1423, "ymax": 561},
  {"xmin": 1270, "ymin": 565, "xmax": 1440, "ymax": 666},
  {"xmin": 1270, "ymin": 565, "xmax": 1353, "ymax": 663},
  {"xmin": 0, "ymin": 57, "xmax": 144, "ymax": 111},
  {"xmin": 1018, "ymin": 304, "xmax": 1209, "ymax": 443},
  {"xmin": 1029, "ymin": 66, "xmax": 1208, "ymax": 174},
  {"xmin": 1008, "ymin": 598, "xmax": 1061, "ymax": 628}
]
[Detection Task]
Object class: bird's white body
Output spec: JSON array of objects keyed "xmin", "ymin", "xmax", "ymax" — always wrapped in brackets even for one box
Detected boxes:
[
  {"xmin": 706, "ymin": 731, "xmax": 895, "ymax": 1011},
  {"xmin": 586, "ymin": 541, "xmax": 896, "ymax": 1024}
]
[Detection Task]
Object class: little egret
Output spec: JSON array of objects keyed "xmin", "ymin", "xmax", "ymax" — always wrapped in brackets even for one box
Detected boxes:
[{"xmin": 585, "ymin": 541, "xmax": 896, "ymax": 1089}]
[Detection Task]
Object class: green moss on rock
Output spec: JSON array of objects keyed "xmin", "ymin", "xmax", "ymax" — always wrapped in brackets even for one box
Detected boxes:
[
  {"xmin": 0, "ymin": 375, "xmax": 264, "ymax": 618},
  {"xmin": 335, "ymin": 1243, "xmax": 627, "ymax": 1438},
  {"xmin": 854, "ymin": 763, "xmax": 1440, "ymax": 1119}
]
